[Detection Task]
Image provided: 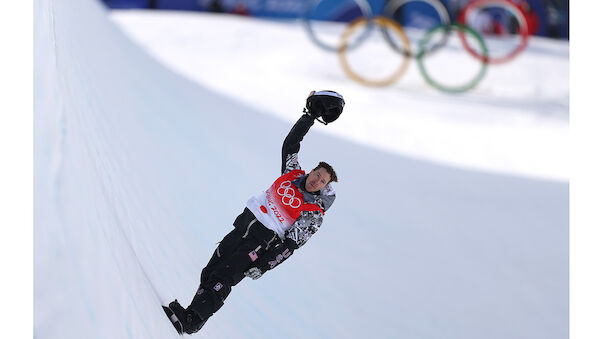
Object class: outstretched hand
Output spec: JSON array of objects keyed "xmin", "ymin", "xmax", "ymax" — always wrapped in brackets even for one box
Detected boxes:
[{"xmin": 304, "ymin": 90, "xmax": 321, "ymax": 119}]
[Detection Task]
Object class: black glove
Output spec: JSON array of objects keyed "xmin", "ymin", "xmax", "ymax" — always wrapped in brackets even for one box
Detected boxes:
[
  {"xmin": 304, "ymin": 91, "xmax": 321, "ymax": 119},
  {"xmin": 304, "ymin": 90, "xmax": 345, "ymax": 125}
]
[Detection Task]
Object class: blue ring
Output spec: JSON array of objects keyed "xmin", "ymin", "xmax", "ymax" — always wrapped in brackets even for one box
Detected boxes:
[{"xmin": 302, "ymin": 0, "xmax": 375, "ymax": 53}]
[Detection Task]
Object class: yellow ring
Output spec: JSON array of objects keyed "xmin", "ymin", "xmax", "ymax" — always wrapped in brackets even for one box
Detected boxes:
[{"xmin": 338, "ymin": 16, "xmax": 412, "ymax": 87}]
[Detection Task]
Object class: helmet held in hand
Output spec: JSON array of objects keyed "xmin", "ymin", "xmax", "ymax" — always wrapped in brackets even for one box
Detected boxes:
[{"xmin": 305, "ymin": 90, "xmax": 345, "ymax": 125}]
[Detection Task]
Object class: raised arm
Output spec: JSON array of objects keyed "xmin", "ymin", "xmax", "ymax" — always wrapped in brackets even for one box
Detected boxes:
[
  {"xmin": 281, "ymin": 90, "xmax": 345, "ymax": 174},
  {"xmin": 281, "ymin": 114, "xmax": 315, "ymax": 174}
]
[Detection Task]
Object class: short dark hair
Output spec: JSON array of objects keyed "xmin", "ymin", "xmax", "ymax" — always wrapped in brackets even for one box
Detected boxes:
[{"xmin": 314, "ymin": 161, "xmax": 338, "ymax": 183}]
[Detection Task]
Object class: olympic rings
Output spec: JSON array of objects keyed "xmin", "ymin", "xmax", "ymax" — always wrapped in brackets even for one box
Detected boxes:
[
  {"xmin": 458, "ymin": 0, "xmax": 529, "ymax": 64},
  {"xmin": 338, "ymin": 16, "xmax": 412, "ymax": 87},
  {"xmin": 383, "ymin": 0, "xmax": 452, "ymax": 58},
  {"xmin": 302, "ymin": 0, "xmax": 374, "ymax": 52},
  {"xmin": 277, "ymin": 181, "xmax": 302, "ymax": 208},
  {"xmin": 416, "ymin": 23, "xmax": 489, "ymax": 93},
  {"xmin": 303, "ymin": 0, "xmax": 528, "ymax": 92}
]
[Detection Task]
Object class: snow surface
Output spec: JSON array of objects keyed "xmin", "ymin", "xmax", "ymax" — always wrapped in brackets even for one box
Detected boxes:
[
  {"xmin": 34, "ymin": 1, "xmax": 568, "ymax": 338},
  {"xmin": 109, "ymin": 10, "xmax": 569, "ymax": 182}
]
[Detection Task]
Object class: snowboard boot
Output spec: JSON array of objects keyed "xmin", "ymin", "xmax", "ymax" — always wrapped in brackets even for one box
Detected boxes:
[
  {"xmin": 168, "ymin": 300, "xmax": 207, "ymax": 334},
  {"xmin": 188, "ymin": 283, "xmax": 229, "ymax": 323}
]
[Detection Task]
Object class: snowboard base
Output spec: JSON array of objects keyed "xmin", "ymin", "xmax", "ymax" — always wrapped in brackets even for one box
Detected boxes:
[{"xmin": 162, "ymin": 305, "xmax": 184, "ymax": 335}]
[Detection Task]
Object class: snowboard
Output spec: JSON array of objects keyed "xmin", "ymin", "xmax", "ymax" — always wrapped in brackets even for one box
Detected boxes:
[{"xmin": 162, "ymin": 305, "xmax": 184, "ymax": 335}]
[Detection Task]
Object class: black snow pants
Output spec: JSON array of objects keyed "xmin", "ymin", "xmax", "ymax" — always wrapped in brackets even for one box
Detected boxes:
[{"xmin": 186, "ymin": 208, "xmax": 280, "ymax": 320}]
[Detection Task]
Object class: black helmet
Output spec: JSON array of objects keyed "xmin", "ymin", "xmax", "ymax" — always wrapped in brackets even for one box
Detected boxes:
[{"xmin": 305, "ymin": 90, "xmax": 345, "ymax": 125}]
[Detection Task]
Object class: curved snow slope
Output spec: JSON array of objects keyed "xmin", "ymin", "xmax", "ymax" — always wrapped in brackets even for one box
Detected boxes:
[
  {"xmin": 111, "ymin": 10, "xmax": 569, "ymax": 182},
  {"xmin": 34, "ymin": 1, "xmax": 568, "ymax": 338}
]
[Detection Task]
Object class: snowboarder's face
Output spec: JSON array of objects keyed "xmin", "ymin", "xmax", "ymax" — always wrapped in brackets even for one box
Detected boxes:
[{"xmin": 305, "ymin": 167, "xmax": 331, "ymax": 193}]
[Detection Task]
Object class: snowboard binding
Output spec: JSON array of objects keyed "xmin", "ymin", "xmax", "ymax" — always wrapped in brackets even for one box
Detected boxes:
[
  {"xmin": 163, "ymin": 300, "xmax": 207, "ymax": 335},
  {"xmin": 163, "ymin": 305, "xmax": 184, "ymax": 335}
]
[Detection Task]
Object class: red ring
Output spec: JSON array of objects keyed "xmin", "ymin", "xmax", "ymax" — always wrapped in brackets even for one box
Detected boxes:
[{"xmin": 457, "ymin": 0, "xmax": 530, "ymax": 64}]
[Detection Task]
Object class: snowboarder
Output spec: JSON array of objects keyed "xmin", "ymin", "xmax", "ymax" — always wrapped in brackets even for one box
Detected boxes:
[{"xmin": 164, "ymin": 90, "xmax": 345, "ymax": 335}]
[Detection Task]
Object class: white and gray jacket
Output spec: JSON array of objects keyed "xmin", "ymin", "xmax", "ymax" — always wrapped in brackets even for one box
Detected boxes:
[{"xmin": 253, "ymin": 114, "xmax": 336, "ymax": 272}]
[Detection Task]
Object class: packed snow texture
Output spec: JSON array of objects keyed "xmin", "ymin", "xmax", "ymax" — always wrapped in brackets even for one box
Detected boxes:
[
  {"xmin": 110, "ymin": 9, "xmax": 569, "ymax": 182},
  {"xmin": 35, "ymin": 1, "xmax": 568, "ymax": 338}
]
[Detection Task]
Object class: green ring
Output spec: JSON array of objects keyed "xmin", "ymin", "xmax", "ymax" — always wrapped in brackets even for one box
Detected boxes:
[{"xmin": 416, "ymin": 23, "xmax": 488, "ymax": 93}]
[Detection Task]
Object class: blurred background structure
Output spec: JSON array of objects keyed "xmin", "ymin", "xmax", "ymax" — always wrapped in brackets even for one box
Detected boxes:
[{"xmin": 101, "ymin": 0, "xmax": 569, "ymax": 39}]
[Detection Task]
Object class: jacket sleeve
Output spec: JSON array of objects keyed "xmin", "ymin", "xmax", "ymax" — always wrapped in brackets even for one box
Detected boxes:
[
  {"xmin": 282, "ymin": 114, "xmax": 315, "ymax": 174},
  {"xmin": 256, "ymin": 210, "xmax": 324, "ymax": 273}
]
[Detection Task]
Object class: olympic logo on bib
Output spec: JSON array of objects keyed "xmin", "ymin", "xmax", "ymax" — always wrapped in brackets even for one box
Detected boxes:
[{"xmin": 277, "ymin": 181, "xmax": 302, "ymax": 208}]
